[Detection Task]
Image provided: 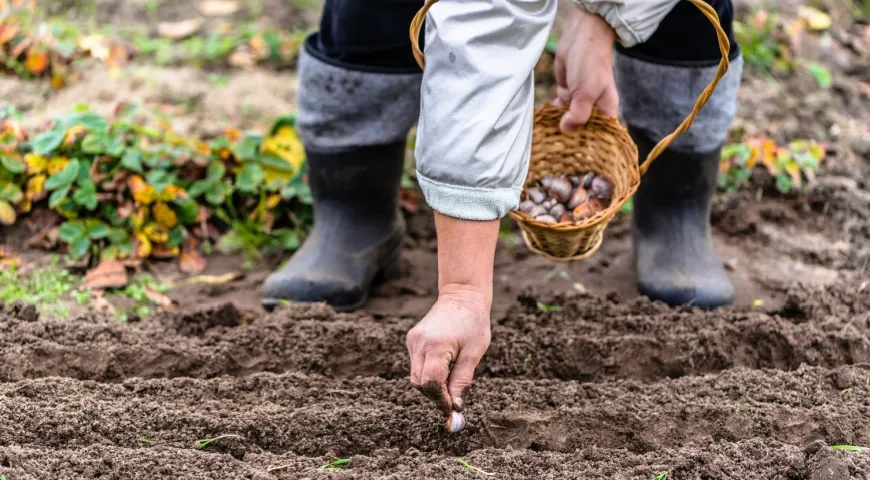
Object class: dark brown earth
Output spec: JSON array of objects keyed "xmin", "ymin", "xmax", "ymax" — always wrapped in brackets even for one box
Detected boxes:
[{"xmin": 1, "ymin": 0, "xmax": 870, "ymax": 478}]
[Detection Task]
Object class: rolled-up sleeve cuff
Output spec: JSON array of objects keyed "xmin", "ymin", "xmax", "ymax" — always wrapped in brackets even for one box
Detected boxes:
[
  {"xmin": 571, "ymin": 0, "xmax": 680, "ymax": 48},
  {"xmin": 416, "ymin": 171, "xmax": 521, "ymax": 221}
]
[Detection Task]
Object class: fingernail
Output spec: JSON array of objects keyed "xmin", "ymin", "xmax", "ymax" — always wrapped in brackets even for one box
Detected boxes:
[{"xmin": 452, "ymin": 397, "xmax": 464, "ymax": 412}]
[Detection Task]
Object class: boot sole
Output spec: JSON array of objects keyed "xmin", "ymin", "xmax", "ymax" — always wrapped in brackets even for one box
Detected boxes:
[{"xmin": 261, "ymin": 244, "xmax": 403, "ymax": 313}]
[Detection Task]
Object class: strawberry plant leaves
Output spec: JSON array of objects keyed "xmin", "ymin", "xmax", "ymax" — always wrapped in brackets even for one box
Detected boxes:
[
  {"xmin": 205, "ymin": 181, "xmax": 228, "ymax": 205},
  {"xmin": 56, "ymin": 111, "xmax": 108, "ymax": 131},
  {"xmin": 48, "ymin": 184, "xmax": 71, "ymax": 208},
  {"xmin": 45, "ymin": 158, "xmax": 80, "ymax": 190},
  {"xmin": 86, "ymin": 219, "xmax": 111, "ymax": 240},
  {"xmin": 206, "ymin": 163, "xmax": 226, "ymax": 182},
  {"xmin": 69, "ymin": 236, "xmax": 91, "ymax": 259},
  {"xmin": 73, "ymin": 179, "xmax": 98, "ymax": 210},
  {"xmin": 0, "ymin": 154, "xmax": 26, "ymax": 174},
  {"xmin": 0, "ymin": 182, "xmax": 23, "ymax": 204},
  {"xmin": 121, "ymin": 149, "xmax": 143, "ymax": 173},
  {"xmin": 59, "ymin": 221, "xmax": 86, "ymax": 243},
  {"xmin": 232, "ymin": 135, "xmax": 260, "ymax": 160},
  {"xmin": 109, "ymin": 227, "xmax": 130, "ymax": 244},
  {"xmin": 81, "ymin": 132, "xmax": 108, "ymax": 154},
  {"xmin": 187, "ymin": 180, "xmax": 212, "ymax": 198},
  {"xmin": 174, "ymin": 198, "xmax": 199, "ymax": 224},
  {"xmin": 31, "ymin": 130, "xmax": 65, "ymax": 156},
  {"xmin": 236, "ymin": 163, "xmax": 264, "ymax": 193},
  {"xmin": 167, "ymin": 225, "xmax": 185, "ymax": 248}
]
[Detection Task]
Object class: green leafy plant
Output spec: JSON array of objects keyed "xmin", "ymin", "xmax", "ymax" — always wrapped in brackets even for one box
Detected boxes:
[
  {"xmin": 318, "ymin": 458, "xmax": 350, "ymax": 472},
  {"xmin": 194, "ymin": 434, "xmax": 243, "ymax": 449},
  {"xmin": 831, "ymin": 445, "xmax": 868, "ymax": 452},
  {"xmin": 0, "ymin": 257, "xmax": 79, "ymax": 315},
  {"xmin": 457, "ymin": 459, "xmax": 495, "ymax": 477},
  {"xmin": 536, "ymin": 302, "xmax": 563, "ymax": 313},
  {"xmin": 719, "ymin": 135, "xmax": 825, "ymax": 194},
  {"xmin": 652, "ymin": 473, "xmax": 670, "ymax": 480},
  {"xmin": 0, "ymin": 103, "xmax": 312, "ymax": 272}
]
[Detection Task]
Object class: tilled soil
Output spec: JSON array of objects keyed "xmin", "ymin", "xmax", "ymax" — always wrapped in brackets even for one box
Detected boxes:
[{"xmin": 1, "ymin": 284, "xmax": 870, "ymax": 479}]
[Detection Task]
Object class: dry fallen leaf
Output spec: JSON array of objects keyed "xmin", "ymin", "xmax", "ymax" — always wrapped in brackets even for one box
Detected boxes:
[
  {"xmin": 179, "ymin": 272, "xmax": 243, "ymax": 286},
  {"xmin": 144, "ymin": 288, "xmax": 175, "ymax": 309},
  {"xmin": 179, "ymin": 237, "xmax": 207, "ymax": 274},
  {"xmin": 88, "ymin": 290, "xmax": 114, "ymax": 314},
  {"xmin": 199, "ymin": 0, "xmax": 239, "ymax": 16},
  {"xmin": 83, "ymin": 258, "xmax": 128, "ymax": 290},
  {"xmin": 157, "ymin": 18, "xmax": 204, "ymax": 40},
  {"xmin": 798, "ymin": 6, "xmax": 831, "ymax": 32}
]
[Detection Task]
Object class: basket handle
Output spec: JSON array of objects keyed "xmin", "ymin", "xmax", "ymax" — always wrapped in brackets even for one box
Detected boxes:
[{"xmin": 409, "ymin": 0, "xmax": 731, "ymax": 176}]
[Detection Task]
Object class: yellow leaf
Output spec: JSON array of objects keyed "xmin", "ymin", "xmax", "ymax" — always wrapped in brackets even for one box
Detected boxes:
[
  {"xmin": 143, "ymin": 222, "xmax": 169, "ymax": 244},
  {"xmin": 128, "ymin": 175, "xmax": 157, "ymax": 205},
  {"xmin": 133, "ymin": 232, "xmax": 152, "ymax": 258},
  {"xmin": 26, "ymin": 174, "xmax": 46, "ymax": 201},
  {"xmin": 18, "ymin": 198, "xmax": 30, "ymax": 213},
  {"xmin": 798, "ymin": 6, "xmax": 832, "ymax": 31},
  {"xmin": 24, "ymin": 153, "xmax": 46, "ymax": 174},
  {"xmin": 24, "ymin": 49, "xmax": 49, "ymax": 75},
  {"xmin": 260, "ymin": 125, "xmax": 305, "ymax": 177},
  {"xmin": 47, "ymin": 157, "xmax": 70, "ymax": 175},
  {"xmin": 130, "ymin": 206, "xmax": 149, "ymax": 231},
  {"xmin": 152, "ymin": 202, "xmax": 178, "ymax": 228},
  {"xmin": 151, "ymin": 244, "xmax": 180, "ymax": 259},
  {"xmin": 159, "ymin": 185, "xmax": 188, "ymax": 201},
  {"xmin": 266, "ymin": 194, "xmax": 281, "ymax": 209},
  {"xmin": 64, "ymin": 125, "xmax": 88, "ymax": 145},
  {"xmin": 0, "ymin": 199, "xmax": 16, "ymax": 225}
]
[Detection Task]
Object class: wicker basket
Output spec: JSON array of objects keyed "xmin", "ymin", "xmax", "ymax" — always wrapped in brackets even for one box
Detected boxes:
[{"xmin": 410, "ymin": 0, "xmax": 731, "ymax": 262}]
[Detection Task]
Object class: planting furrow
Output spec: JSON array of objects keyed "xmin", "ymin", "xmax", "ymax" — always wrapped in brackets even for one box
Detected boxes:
[
  {"xmin": 0, "ymin": 367, "xmax": 867, "ymax": 456},
  {"xmin": 0, "ymin": 297, "xmax": 868, "ymax": 382},
  {"xmin": 1, "ymin": 439, "xmax": 868, "ymax": 479}
]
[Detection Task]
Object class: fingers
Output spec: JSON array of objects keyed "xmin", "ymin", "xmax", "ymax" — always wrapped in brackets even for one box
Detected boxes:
[
  {"xmin": 446, "ymin": 348, "xmax": 483, "ymax": 412},
  {"xmin": 597, "ymin": 83, "xmax": 620, "ymax": 119},
  {"xmin": 554, "ymin": 54, "xmax": 567, "ymax": 90},
  {"xmin": 418, "ymin": 350, "xmax": 453, "ymax": 418},
  {"xmin": 407, "ymin": 334, "xmax": 425, "ymax": 388},
  {"xmin": 559, "ymin": 92, "xmax": 594, "ymax": 134}
]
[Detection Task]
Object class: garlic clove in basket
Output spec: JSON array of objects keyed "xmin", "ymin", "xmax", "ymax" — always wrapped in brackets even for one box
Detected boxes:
[
  {"xmin": 535, "ymin": 214, "xmax": 557, "ymax": 223},
  {"xmin": 567, "ymin": 186, "xmax": 589, "ymax": 210},
  {"xmin": 591, "ymin": 176, "xmax": 613, "ymax": 200},
  {"xmin": 541, "ymin": 198, "xmax": 557, "ymax": 210},
  {"xmin": 549, "ymin": 203, "xmax": 566, "ymax": 219},
  {"xmin": 569, "ymin": 175, "xmax": 582, "ymax": 187},
  {"xmin": 540, "ymin": 174, "xmax": 556, "ymax": 190},
  {"xmin": 582, "ymin": 172, "xmax": 595, "ymax": 189},
  {"xmin": 527, "ymin": 187, "xmax": 546, "ymax": 204},
  {"xmin": 518, "ymin": 200, "xmax": 537, "ymax": 213},
  {"xmin": 559, "ymin": 211, "xmax": 573, "ymax": 223},
  {"xmin": 572, "ymin": 200, "xmax": 600, "ymax": 221},
  {"xmin": 547, "ymin": 177, "xmax": 573, "ymax": 203},
  {"xmin": 528, "ymin": 205, "xmax": 548, "ymax": 218}
]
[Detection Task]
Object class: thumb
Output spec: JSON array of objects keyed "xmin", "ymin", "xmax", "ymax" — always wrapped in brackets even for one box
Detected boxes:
[{"xmin": 446, "ymin": 349, "xmax": 482, "ymax": 412}]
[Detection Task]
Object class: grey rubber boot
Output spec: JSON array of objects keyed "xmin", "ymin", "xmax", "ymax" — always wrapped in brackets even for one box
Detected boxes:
[
  {"xmin": 262, "ymin": 141, "xmax": 406, "ymax": 312},
  {"xmin": 630, "ymin": 128, "xmax": 734, "ymax": 309}
]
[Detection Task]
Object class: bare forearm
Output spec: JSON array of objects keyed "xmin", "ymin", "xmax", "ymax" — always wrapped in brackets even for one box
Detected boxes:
[{"xmin": 434, "ymin": 212, "xmax": 498, "ymax": 307}]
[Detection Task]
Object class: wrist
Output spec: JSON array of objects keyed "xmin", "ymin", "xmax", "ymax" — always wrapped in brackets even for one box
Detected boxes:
[
  {"xmin": 438, "ymin": 282, "xmax": 492, "ymax": 316},
  {"xmin": 571, "ymin": 7, "xmax": 617, "ymax": 43}
]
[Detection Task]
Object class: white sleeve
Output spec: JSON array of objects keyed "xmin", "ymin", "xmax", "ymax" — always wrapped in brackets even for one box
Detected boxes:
[
  {"xmin": 571, "ymin": 0, "xmax": 681, "ymax": 47},
  {"xmin": 414, "ymin": 0, "xmax": 558, "ymax": 221}
]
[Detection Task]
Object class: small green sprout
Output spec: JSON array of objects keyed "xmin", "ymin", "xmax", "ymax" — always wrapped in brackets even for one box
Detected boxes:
[
  {"xmin": 318, "ymin": 458, "xmax": 350, "ymax": 472},
  {"xmin": 194, "ymin": 434, "xmax": 243, "ymax": 449},
  {"xmin": 136, "ymin": 438, "xmax": 153, "ymax": 445},
  {"xmin": 652, "ymin": 473, "xmax": 670, "ymax": 480},
  {"xmin": 831, "ymin": 445, "xmax": 868, "ymax": 452},
  {"xmin": 537, "ymin": 302, "xmax": 563, "ymax": 313},
  {"xmin": 523, "ymin": 353, "xmax": 532, "ymax": 364},
  {"xmin": 841, "ymin": 387, "xmax": 854, "ymax": 394},
  {"xmin": 457, "ymin": 459, "xmax": 495, "ymax": 476}
]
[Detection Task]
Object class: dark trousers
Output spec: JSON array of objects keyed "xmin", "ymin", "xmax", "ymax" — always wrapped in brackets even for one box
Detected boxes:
[{"xmin": 306, "ymin": 0, "xmax": 740, "ymax": 72}]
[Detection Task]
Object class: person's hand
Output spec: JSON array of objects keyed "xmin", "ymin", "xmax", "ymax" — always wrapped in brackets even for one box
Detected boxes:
[
  {"xmin": 406, "ymin": 284, "xmax": 491, "ymax": 419},
  {"xmin": 553, "ymin": 7, "xmax": 619, "ymax": 133}
]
